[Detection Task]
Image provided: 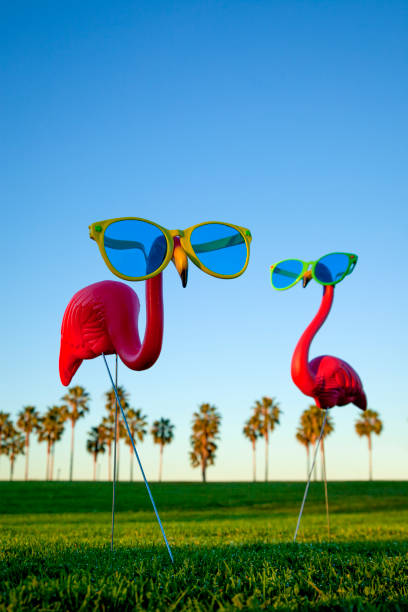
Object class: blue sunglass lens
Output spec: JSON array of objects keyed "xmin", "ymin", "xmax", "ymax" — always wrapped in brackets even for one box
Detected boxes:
[
  {"xmin": 190, "ymin": 223, "xmax": 247, "ymax": 276},
  {"xmin": 104, "ymin": 220, "xmax": 168, "ymax": 278},
  {"xmin": 272, "ymin": 260, "xmax": 303, "ymax": 289},
  {"xmin": 314, "ymin": 253, "xmax": 350, "ymax": 284}
]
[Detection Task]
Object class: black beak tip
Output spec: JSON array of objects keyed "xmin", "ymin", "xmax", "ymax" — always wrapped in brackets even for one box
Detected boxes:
[{"xmin": 181, "ymin": 270, "xmax": 188, "ymax": 288}]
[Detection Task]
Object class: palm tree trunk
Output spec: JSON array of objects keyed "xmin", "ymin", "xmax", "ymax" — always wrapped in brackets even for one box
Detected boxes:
[
  {"xmin": 252, "ymin": 439, "xmax": 256, "ymax": 482},
  {"xmin": 306, "ymin": 445, "xmax": 310, "ymax": 480},
  {"xmin": 117, "ymin": 439, "xmax": 120, "ymax": 482},
  {"xmin": 312, "ymin": 442, "xmax": 317, "ymax": 481},
  {"xmin": 201, "ymin": 457, "xmax": 206, "ymax": 483},
  {"xmin": 25, "ymin": 433, "xmax": 29, "ymax": 481},
  {"xmin": 93, "ymin": 453, "xmax": 97, "ymax": 481},
  {"xmin": 70, "ymin": 421, "xmax": 75, "ymax": 481},
  {"xmin": 368, "ymin": 434, "xmax": 372, "ymax": 481},
  {"xmin": 320, "ymin": 441, "xmax": 323, "ymax": 482},
  {"xmin": 50, "ymin": 444, "xmax": 55, "ymax": 481},
  {"xmin": 10, "ymin": 457, "xmax": 14, "ymax": 481},
  {"xmin": 159, "ymin": 444, "xmax": 163, "ymax": 482},
  {"xmin": 130, "ymin": 446, "xmax": 133, "ymax": 482},
  {"xmin": 46, "ymin": 443, "xmax": 51, "ymax": 480},
  {"xmin": 264, "ymin": 432, "xmax": 269, "ymax": 482}
]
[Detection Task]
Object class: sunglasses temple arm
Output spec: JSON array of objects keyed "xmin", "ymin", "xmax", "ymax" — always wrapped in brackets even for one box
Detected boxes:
[
  {"xmin": 192, "ymin": 233, "xmax": 245, "ymax": 254},
  {"xmin": 104, "ymin": 237, "xmax": 148, "ymax": 260},
  {"xmin": 271, "ymin": 268, "xmax": 300, "ymax": 280}
]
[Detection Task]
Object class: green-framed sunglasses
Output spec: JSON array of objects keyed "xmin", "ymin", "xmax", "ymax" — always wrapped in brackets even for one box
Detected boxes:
[{"xmin": 270, "ymin": 252, "xmax": 358, "ymax": 290}]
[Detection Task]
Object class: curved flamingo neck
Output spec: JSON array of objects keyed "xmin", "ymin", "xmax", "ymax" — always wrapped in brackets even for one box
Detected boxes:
[
  {"xmin": 112, "ymin": 274, "xmax": 164, "ymax": 371},
  {"xmin": 291, "ymin": 285, "xmax": 334, "ymax": 396}
]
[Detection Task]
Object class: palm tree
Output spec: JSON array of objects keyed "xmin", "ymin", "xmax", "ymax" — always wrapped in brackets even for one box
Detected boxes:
[
  {"xmin": 243, "ymin": 413, "xmax": 260, "ymax": 482},
  {"xmin": 124, "ymin": 408, "xmax": 148, "ymax": 481},
  {"xmin": 6, "ymin": 431, "xmax": 25, "ymax": 481},
  {"xmin": 37, "ymin": 406, "xmax": 67, "ymax": 480},
  {"xmin": 105, "ymin": 386, "xmax": 129, "ymax": 481},
  {"xmin": 62, "ymin": 386, "xmax": 90, "ymax": 481},
  {"xmin": 101, "ymin": 416, "xmax": 115, "ymax": 481},
  {"xmin": 190, "ymin": 403, "xmax": 221, "ymax": 483},
  {"xmin": 255, "ymin": 397, "xmax": 281, "ymax": 482},
  {"xmin": 318, "ymin": 410, "xmax": 334, "ymax": 483},
  {"xmin": 355, "ymin": 409, "xmax": 383, "ymax": 481},
  {"xmin": 151, "ymin": 417, "xmax": 175, "ymax": 482},
  {"xmin": 301, "ymin": 405, "xmax": 334, "ymax": 481},
  {"xmin": 16, "ymin": 406, "xmax": 40, "ymax": 481},
  {"xmin": 86, "ymin": 426, "xmax": 106, "ymax": 481},
  {"xmin": 0, "ymin": 412, "xmax": 11, "ymax": 469}
]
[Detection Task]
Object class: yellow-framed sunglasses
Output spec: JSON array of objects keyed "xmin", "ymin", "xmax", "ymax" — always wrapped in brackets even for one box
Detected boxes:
[{"xmin": 89, "ymin": 217, "xmax": 252, "ymax": 283}]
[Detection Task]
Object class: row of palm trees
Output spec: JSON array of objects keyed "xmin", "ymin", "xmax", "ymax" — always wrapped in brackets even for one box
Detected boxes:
[
  {"xmin": 0, "ymin": 387, "xmax": 382, "ymax": 482},
  {"xmin": 242, "ymin": 398, "xmax": 383, "ymax": 482},
  {"xmin": 0, "ymin": 386, "xmax": 175, "ymax": 482},
  {"xmin": 85, "ymin": 385, "xmax": 174, "ymax": 482},
  {"xmin": 0, "ymin": 386, "xmax": 92, "ymax": 482}
]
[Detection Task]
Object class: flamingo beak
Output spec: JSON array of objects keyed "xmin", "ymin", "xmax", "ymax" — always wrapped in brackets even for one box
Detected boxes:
[
  {"xmin": 302, "ymin": 270, "xmax": 312, "ymax": 288},
  {"xmin": 172, "ymin": 237, "xmax": 188, "ymax": 288}
]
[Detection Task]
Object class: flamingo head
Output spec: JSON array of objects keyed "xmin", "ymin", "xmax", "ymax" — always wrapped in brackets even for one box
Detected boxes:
[
  {"xmin": 302, "ymin": 269, "xmax": 313, "ymax": 288},
  {"xmin": 172, "ymin": 237, "xmax": 188, "ymax": 288}
]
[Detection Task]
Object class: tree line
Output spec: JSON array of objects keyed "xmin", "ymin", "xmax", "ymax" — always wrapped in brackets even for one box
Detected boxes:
[
  {"xmin": 0, "ymin": 388, "xmax": 382, "ymax": 482},
  {"xmin": 242, "ymin": 398, "xmax": 383, "ymax": 482}
]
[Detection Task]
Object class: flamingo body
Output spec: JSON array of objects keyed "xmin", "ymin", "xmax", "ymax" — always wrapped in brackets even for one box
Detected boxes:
[
  {"xmin": 308, "ymin": 355, "xmax": 367, "ymax": 410},
  {"xmin": 59, "ymin": 278, "xmax": 164, "ymax": 386},
  {"xmin": 291, "ymin": 285, "xmax": 366, "ymax": 411}
]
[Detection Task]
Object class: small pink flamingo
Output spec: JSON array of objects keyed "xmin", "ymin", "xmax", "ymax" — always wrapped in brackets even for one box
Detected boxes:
[
  {"xmin": 270, "ymin": 253, "xmax": 367, "ymax": 541},
  {"xmin": 290, "ymin": 274, "xmax": 366, "ymax": 541},
  {"xmin": 291, "ymin": 281, "xmax": 367, "ymax": 412}
]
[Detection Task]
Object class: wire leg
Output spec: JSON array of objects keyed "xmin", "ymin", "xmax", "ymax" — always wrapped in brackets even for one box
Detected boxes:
[
  {"xmin": 293, "ymin": 409, "xmax": 328, "ymax": 543},
  {"xmin": 102, "ymin": 354, "xmax": 174, "ymax": 564},
  {"xmin": 111, "ymin": 354, "xmax": 119, "ymax": 552},
  {"xmin": 322, "ymin": 433, "xmax": 330, "ymax": 540}
]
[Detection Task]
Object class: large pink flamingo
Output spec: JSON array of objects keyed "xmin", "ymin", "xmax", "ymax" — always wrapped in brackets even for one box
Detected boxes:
[
  {"xmin": 291, "ymin": 280, "xmax": 367, "ymax": 412},
  {"xmin": 59, "ymin": 238, "xmax": 187, "ymax": 562},
  {"xmin": 59, "ymin": 238, "xmax": 187, "ymax": 386}
]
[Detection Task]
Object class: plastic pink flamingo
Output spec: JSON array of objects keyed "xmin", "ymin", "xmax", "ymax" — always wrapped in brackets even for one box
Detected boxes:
[
  {"xmin": 270, "ymin": 252, "xmax": 366, "ymax": 541},
  {"xmin": 59, "ymin": 219, "xmax": 252, "ymax": 559},
  {"xmin": 291, "ymin": 281, "xmax": 367, "ymax": 412},
  {"xmin": 59, "ymin": 237, "xmax": 187, "ymax": 386},
  {"xmin": 59, "ymin": 238, "xmax": 187, "ymax": 562}
]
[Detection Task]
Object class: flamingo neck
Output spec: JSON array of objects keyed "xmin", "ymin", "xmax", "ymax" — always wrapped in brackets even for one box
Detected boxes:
[
  {"xmin": 118, "ymin": 274, "xmax": 164, "ymax": 371},
  {"xmin": 291, "ymin": 285, "xmax": 334, "ymax": 396}
]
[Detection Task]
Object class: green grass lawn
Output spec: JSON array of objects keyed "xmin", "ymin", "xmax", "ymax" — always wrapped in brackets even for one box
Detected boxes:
[{"xmin": 1, "ymin": 481, "xmax": 407, "ymax": 610}]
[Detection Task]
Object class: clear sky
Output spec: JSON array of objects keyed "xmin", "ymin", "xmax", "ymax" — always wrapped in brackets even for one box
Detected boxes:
[{"xmin": 1, "ymin": 1, "xmax": 407, "ymax": 483}]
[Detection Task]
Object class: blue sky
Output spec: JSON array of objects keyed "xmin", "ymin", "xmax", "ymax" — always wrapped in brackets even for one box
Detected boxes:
[{"xmin": 1, "ymin": 0, "xmax": 407, "ymax": 483}]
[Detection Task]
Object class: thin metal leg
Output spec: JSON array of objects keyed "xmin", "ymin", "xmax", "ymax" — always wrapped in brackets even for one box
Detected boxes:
[
  {"xmin": 322, "ymin": 433, "xmax": 330, "ymax": 539},
  {"xmin": 102, "ymin": 354, "xmax": 174, "ymax": 564},
  {"xmin": 111, "ymin": 354, "xmax": 119, "ymax": 552},
  {"xmin": 293, "ymin": 409, "xmax": 328, "ymax": 543}
]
